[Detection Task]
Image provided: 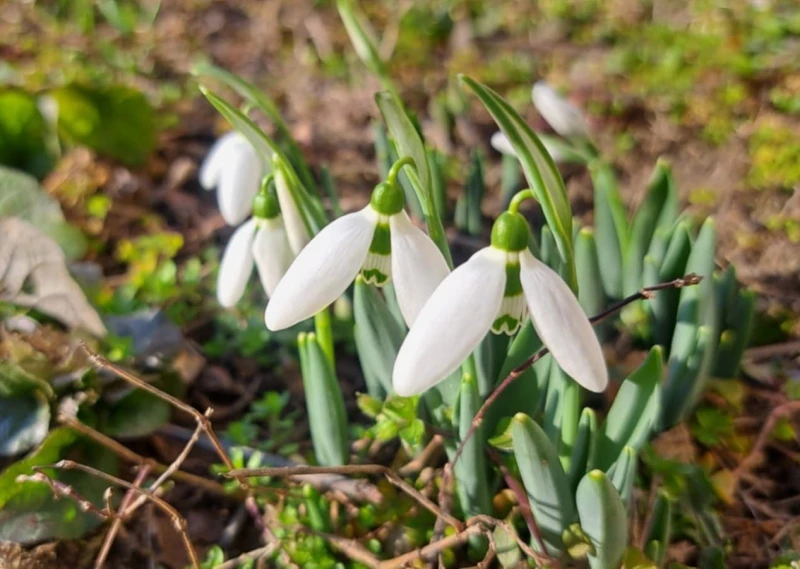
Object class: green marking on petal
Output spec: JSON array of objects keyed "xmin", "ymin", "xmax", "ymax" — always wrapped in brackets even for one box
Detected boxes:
[
  {"xmin": 369, "ymin": 222, "xmax": 391, "ymax": 255},
  {"xmin": 504, "ymin": 262, "xmax": 523, "ymax": 297},
  {"xmin": 492, "ymin": 314, "xmax": 523, "ymax": 335},
  {"xmin": 361, "ymin": 268, "xmax": 389, "ymax": 285},
  {"xmin": 492, "ymin": 292, "xmax": 527, "ymax": 335}
]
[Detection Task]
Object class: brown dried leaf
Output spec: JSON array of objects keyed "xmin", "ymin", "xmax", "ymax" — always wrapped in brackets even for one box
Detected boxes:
[{"xmin": 0, "ymin": 217, "xmax": 105, "ymax": 337}]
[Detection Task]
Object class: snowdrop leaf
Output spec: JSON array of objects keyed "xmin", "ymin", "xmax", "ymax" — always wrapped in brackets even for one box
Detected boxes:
[
  {"xmin": 596, "ymin": 347, "xmax": 662, "ymax": 471},
  {"xmin": 0, "ymin": 394, "xmax": 50, "ymax": 457},
  {"xmin": 0, "ymin": 218, "xmax": 105, "ymax": 336},
  {"xmin": 460, "ymin": 75, "xmax": 576, "ymax": 290},
  {"xmin": 623, "ymin": 160, "xmax": 678, "ymax": 296},
  {"xmin": 512, "ymin": 413, "xmax": 575, "ymax": 552},
  {"xmin": 298, "ymin": 333, "xmax": 349, "ymax": 466},
  {"xmin": 589, "ymin": 160, "xmax": 629, "ymax": 299},
  {"xmin": 606, "ymin": 446, "xmax": 637, "ymax": 507},
  {"xmin": 576, "ymin": 470, "xmax": 628, "ymax": 569},
  {"xmin": 453, "ymin": 375, "xmax": 491, "ymax": 516},
  {"xmin": 568, "ymin": 408, "xmax": 597, "ymax": 492},
  {"xmin": 337, "ymin": 0, "xmax": 389, "ymax": 82},
  {"xmin": 375, "ymin": 91, "xmax": 431, "ymax": 209},
  {"xmin": 354, "ymin": 275, "xmax": 405, "ymax": 398}
]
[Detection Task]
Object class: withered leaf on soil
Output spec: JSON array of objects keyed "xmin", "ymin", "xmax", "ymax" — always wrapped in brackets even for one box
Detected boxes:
[{"xmin": 0, "ymin": 217, "xmax": 105, "ymax": 337}]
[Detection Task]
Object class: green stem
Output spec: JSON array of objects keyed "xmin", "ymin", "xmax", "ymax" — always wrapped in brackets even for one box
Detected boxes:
[
  {"xmin": 508, "ymin": 188, "xmax": 535, "ymax": 215},
  {"xmin": 387, "ymin": 156, "xmax": 416, "ymax": 187},
  {"xmin": 314, "ymin": 309, "xmax": 335, "ymax": 369}
]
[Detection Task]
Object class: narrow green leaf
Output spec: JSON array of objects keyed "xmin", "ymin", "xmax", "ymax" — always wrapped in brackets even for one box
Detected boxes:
[
  {"xmin": 512, "ymin": 413, "xmax": 575, "ymax": 552},
  {"xmin": 455, "ymin": 149, "xmax": 484, "ymax": 236},
  {"xmin": 623, "ymin": 160, "xmax": 678, "ymax": 295},
  {"xmin": 652, "ymin": 219, "xmax": 693, "ymax": 348},
  {"xmin": 645, "ymin": 491, "xmax": 673, "ymax": 567},
  {"xmin": 596, "ymin": 346, "xmax": 663, "ymax": 471},
  {"xmin": 460, "ymin": 75, "xmax": 576, "ymax": 290},
  {"xmin": 568, "ymin": 407, "xmax": 598, "ymax": 492},
  {"xmin": 589, "ymin": 160, "xmax": 629, "ymax": 299},
  {"xmin": 494, "ymin": 525, "xmax": 522, "ymax": 568},
  {"xmin": 543, "ymin": 364, "xmax": 581, "ymax": 472},
  {"xmin": 299, "ymin": 333, "xmax": 349, "ymax": 466},
  {"xmin": 540, "ymin": 224, "xmax": 563, "ymax": 274},
  {"xmin": 454, "ymin": 375, "xmax": 491, "ymax": 516},
  {"xmin": 606, "ymin": 446, "xmax": 637, "ymax": 507},
  {"xmin": 713, "ymin": 288, "xmax": 754, "ymax": 378},
  {"xmin": 353, "ymin": 276, "xmax": 405, "ymax": 398},
  {"xmin": 337, "ymin": 0, "xmax": 392, "ymax": 91},
  {"xmin": 576, "ymin": 470, "xmax": 628, "ymax": 569},
  {"xmin": 576, "ymin": 227, "xmax": 607, "ymax": 337}
]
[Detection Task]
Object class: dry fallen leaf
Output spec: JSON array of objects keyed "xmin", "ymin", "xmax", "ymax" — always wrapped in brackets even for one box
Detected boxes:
[{"xmin": 0, "ymin": 217, "xmax": 106, "ymax": 337}]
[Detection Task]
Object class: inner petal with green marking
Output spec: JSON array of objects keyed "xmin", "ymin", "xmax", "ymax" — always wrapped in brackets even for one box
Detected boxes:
[
  {"xmin": 361, "ymin": 217, "xmax": 391, "ymax": 286},
  {"xmin": 492, "ymin": 256, "xmax": 527, "ymax": 334}
]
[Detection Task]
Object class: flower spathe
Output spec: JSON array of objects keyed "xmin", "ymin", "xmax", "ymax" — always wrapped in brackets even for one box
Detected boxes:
[
  {"xmin": 392, "ymin": 211, "xmax": 608, "ymax": 397},
  {"xmin": 217, "ymin": 194, "xmax": 294, "ymax": 308},
  {"xmin": 265, "ymin": 182, "xmax": 449, "ymax": 331},
  {"xmin": 200, "ymin": 131, "xmax": 265, "ymax": 226}
]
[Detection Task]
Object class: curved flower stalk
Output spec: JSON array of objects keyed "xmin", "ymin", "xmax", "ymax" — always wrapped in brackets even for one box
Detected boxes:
[
  {"xmin": 200, "ymin": 131, "xmax": 265, "ymax": 226},
  {"xmin": 265, "ymin": 161, "xmax": 449, "ymax": 331},
  {"xmin": 393, "ymin": 189, "xmax": 608, "ymax": 397},
  {"xmin": 217, "ymin": 186, "xmax": 294, "ymax": 308}
]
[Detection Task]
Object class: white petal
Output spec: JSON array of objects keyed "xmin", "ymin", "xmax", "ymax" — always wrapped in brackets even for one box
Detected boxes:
[
  {"xmin": 217, "ymin": 138, "xmax": 263, "ymax": 226},
  {"xmin": 392, "ymin": 247, "xmax": 506, "ymax": 396},
  {"xmin": 490, "ymin": 131, "xmax": 517, "ymax": 157},
  {"xmin": 389, "ymin": 211, "xmax": 450, "ymax": 327},
  {"xmin": 252, "ymin": 218, "xmax": 294, "ymax": 297},
  {"xmin": 217, "ymin": 218, "xmax": 258, "ymax": 308},
  {"xmin": 275, "ymin": 168, "xmax": 311, "ymax": 254},
  {"xmin": 199, "ymin": 131, "xmax": 243, "ymax": 190},
  {"xmin": 519, "ymin": 250, "xmax": 608, "ymax": 392},
  {"xmin": 265, "ymin": 208, "xmax": 376, "ymax": 330},
  {"xmin": 531, "ymin": 81, "xmax": 589, "ymax": 139}
]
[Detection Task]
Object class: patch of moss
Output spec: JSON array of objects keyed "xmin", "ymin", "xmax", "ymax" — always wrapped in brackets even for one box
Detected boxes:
[{"xmin": 748, "ymin": 121, "xmax": 800, "ymax": 191}]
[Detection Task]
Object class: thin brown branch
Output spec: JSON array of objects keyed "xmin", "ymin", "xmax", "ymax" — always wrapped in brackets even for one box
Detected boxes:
[
  {"xmin": 94, "ymin": 465, "xmax": 151, "ymax": 569},
  {"xmin": 58, "ymin": 414, "xmax": 233, "ymax": 499},
  {"xmin": 43, "ymin": 460, "xmax": 200, "ymax": 569},
  {"xmin": 216, "ymin": 544, "xmax": 280, "ymax": 569},
  {"xmin": 734, "ymin": 399, "xmax": 800, "ymax": 486},
  {"xmin": 16, "ymin": 472, "xmax": 110, "ymax": 520},
  {"xmin": 227, "ymin": 464, "xmax": 463, "ymax": 531},
  {"xmin": 310, "ymin": 530, "xmax": 382, "ymax": 569},
  {"xmin": 379, "ymin": 524, "xmax": 485, "ymax": 569}
]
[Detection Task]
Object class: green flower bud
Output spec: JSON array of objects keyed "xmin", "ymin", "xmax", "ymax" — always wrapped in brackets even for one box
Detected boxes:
[
  {"xmin": 369, "ymin": 182, "xmax": 405, "ymax": 216},
  {"xmin": 490, "ymin": 212, "xmax": 529, "ymax": 252}
]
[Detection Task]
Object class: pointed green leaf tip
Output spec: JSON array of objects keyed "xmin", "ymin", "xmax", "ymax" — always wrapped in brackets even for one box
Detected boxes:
[
  {"xmin": 491, "ymin": 212, "xmax": 529, "ymax": 252},
  {"xmin": 369, "ymin": 182, "xmax": 405, "ymax": 216}
]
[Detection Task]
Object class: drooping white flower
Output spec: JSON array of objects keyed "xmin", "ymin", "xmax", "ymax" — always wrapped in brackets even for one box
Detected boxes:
[
  {"xmin": 217, "ymin": 193, "xmax": 294, "ymax": 308},
  {"xmin": 200, "ymin": 131, "xmax": 265, "ymax": 226},
  {"xmin": 531, "ymin": 81, "xmax": 589, "ymax": 139},
  {"xmin": 393, "ymin": 211, "xmax": 608, "ymax": 397},
  {"xmin": 490, "ymin": 131, "xmax": 569, "ymax": 163},
  {"xmin": 265, "ymin": 181, "xmax": 449, "ymax": 330}
]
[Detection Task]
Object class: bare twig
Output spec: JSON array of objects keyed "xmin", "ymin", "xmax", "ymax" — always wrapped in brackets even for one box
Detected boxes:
[
  {"xmin": 16, "ymin": 472, "xmax": 110, "ymax": 520},
  {"xmin": 379, "ymin": 524, "xmax": 485, "ymax": 569},
  {"xmin": 94, "ymin": 465, "xmax": 152, "ymax": 569},
  {"xmin": 734, "ymin": 399, "xmax": 800, "ymax": 487},
  {"xmin": 43, "ymin": 461, "xmax": 201, "ymax": 569},
  {"xmin": 216, "ymin": 544, "xmax": 280, "ymax": 569},
  {"xmin": 227, "ymin": 464, "xmax": 463, "ymax": 531},
  {"xmin": 310, "ymin": 530, "xmax": 382, "ymax": 568}
]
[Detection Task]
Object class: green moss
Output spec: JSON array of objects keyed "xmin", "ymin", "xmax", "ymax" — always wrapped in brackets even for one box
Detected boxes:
[{"xmin": 748, "ymin": 122, "xmax": 800, "ymax": 191}]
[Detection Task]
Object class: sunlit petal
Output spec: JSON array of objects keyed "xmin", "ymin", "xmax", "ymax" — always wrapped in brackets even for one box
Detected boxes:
[
  {"xmin": 389, "ymin": 211, "xmax": 450, "ymax": 327},
  {"xmin": 531, "ymin": 81, "xmax": 589, "ymax": 139},
  {"xmin": 252, "ymin": 217, "xmax": 294, "ymax": 298},
  {"xmin": 217, "ymin": 138, "xmax": 263, "ymax": 226},
  {"xmin": 217, "ymin": 218, "xmax": 258, "ymax": 308},
  {"xmin": 199, "ymin": 131, "xmax": 242, "ymax": 190},
  {"xmin": 265, "ymin": 208, "xmax": 376, "ymax": 330},
  {"xmin": 490, "ymin": 131, "xmax": 517, "ymax": 156},
  {"xmin": 519, "ymin": 250, "xmax": 608, "ymax": 392},
  {"xmin": 392, "ymin": 247, "xmax": 506, "ymax": 396}
]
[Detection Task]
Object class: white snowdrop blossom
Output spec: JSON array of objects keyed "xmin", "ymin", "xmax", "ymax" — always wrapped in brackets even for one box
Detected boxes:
[
  {"xmin": 200, "ymin": 131, "xmax": 265, "ymax": 226},
  {"xmin": 217, "ymin": 192, "xmax": 294, "ymax": 308},
  {"xmin": 490, "ymin": 131, "xmax": 568, "ymax": 163},
  {"xmin": 393, "ymin": 211, "xmax": 608, "ymax": 397},
  {"xmin": 531, "ymin": 81, "xmax": 589, "ymax": 139},
  {"xmin": 265, "ymin": 181, "xmax": 449, "ymax": 330},
  {"xmin": 274, "ymin": 159, "xmax": 311, "ymax": 255}
]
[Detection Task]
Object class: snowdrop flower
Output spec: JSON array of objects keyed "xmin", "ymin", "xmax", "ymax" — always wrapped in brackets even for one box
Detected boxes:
[
  {"xmin": 531, "ymin": 80, "xmax": 589, "ymax": 139},
  {"xmin": 273, "ymin": 156, "xmax": 311, "ymax": 255},
  {"xmin": 265, "ymin": 179, "xmax": 449, "ymax": 330},
  {"xmin": 200, "ymin": 131, "xmax": 265, "ymax": 226},
  {"xmin": 393, "ymin": 205, "xmax": 608, "ymax": 397},
  {"xmin": 217, "ymin": 190, "xmax": 294, "ymax": 308},
  {"xmin": 490, "ymin": 131, "xmax": 569, "ymax": 163}
]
